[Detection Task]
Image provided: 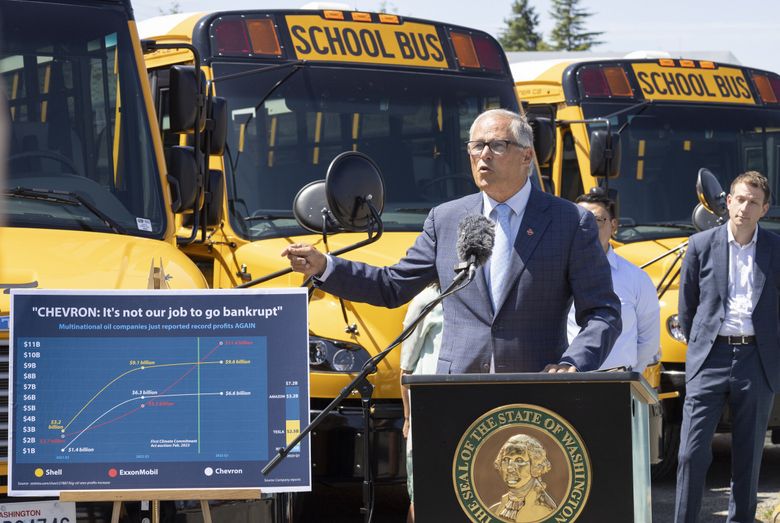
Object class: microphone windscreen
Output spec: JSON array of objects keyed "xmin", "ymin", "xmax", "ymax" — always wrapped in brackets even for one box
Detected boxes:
[{"xmin": 456, "ymin": 214, "xmax": 495, "ymax": 267}]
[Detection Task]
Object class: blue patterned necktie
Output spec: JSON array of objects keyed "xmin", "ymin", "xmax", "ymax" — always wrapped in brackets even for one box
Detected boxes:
[{"xmin": 490, "ymin": 203, "xmax": 513, "ymax": 311}]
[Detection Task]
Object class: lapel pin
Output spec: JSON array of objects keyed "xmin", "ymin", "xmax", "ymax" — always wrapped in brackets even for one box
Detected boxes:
[{"xmin": 526, "ymin": 228, "xmax": 534, "ymax": 236}]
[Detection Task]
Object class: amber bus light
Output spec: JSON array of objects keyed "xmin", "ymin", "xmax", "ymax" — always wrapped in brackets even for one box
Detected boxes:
[{"xmin": 246, "ymin": 19, "xmax": 282, "ymax": 56}]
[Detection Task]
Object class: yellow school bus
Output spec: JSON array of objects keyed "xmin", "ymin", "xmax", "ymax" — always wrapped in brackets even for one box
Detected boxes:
[
  {"xmin": 511, "ymin": 55, "xmax": 780, "ymax": 477},
  {"xmin": 0, "ymin": 0, "xmax": 208, "ymax": 501},
  {"xmin": 139, "ymin": 8, "xmax": 527, "ymax": 495}
]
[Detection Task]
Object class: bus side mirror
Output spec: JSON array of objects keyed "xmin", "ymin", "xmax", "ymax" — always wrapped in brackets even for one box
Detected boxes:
[
  {"xmin": 696, "ymin": 168, "xmax": 728, "ymax": 219},
  {"xmin": 691, "ymin": 203, "xmax": 721, "ymax": 231},
  {"xmin": 205, "ymin": 169, "xmax": 224, "ymax": 225},
  {"xmin": 590, "ymin": 130, "xmax": 621, "ymax": 178},
  {"xmin": 204, "ymin": 97, "xmax": 228, "ymax": 156},
  {"xmin": 169, "ymin": 65, "xmax": 206, "ymax": 133},
  {"xmin": 293, "ymin": 180, "xmax": 343, "ymax": 234},
  {"xmin": 166, "ymin": 146, "xmax": 199, "ymax": 213},
  {"xmin": 326, "ymin": 151, "xmax": 384, "ymax": 232},
  {"xmin": 528, "ymin": 116, "xmax": 554, "ymax": 166}
]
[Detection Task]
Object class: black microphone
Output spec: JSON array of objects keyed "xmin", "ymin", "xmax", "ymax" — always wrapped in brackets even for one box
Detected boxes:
[{"xmin": 455, "ymin": 214, "xmax": 495, "ymax": 281}]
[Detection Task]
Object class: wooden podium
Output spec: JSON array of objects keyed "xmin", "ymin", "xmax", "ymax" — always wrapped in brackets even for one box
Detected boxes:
[{"xmin": 405, "ymin": 372, "xmax": 657, "ymax": 523}]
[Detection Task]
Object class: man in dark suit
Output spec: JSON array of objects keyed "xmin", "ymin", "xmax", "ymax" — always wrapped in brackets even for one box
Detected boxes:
[
  {"xmin": 675, "ymin": 171, "xmax": 780, "ymax": 523},
  {"xmin": 282, "ymin": 109, "xmax": 621, "ymax": 373}
]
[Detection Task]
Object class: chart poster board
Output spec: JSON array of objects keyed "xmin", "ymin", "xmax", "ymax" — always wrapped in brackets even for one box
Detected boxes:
[{"xmin": 9, "ymin": 289, "xmax": 311, "ymax": 496}]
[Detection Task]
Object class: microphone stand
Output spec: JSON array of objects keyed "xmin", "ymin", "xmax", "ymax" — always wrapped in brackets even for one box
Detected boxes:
[{"xmin": 261, "ymin": 257, "xmax": 479, "ymax": 522}]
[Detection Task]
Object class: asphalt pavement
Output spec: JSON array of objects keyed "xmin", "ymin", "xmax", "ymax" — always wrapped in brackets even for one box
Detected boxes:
[
  {"xmin": 652, "ymin": 433, "xmax": 780, "ymax": 523},
  {"xmin": 301, "ymin": 433, "xmax": 780, "ymax": 522}
]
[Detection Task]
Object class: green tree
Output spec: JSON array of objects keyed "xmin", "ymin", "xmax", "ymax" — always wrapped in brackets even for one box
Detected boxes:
[
  {"xmin": 548, "ymin": 0, "xmax": 603, "ymax": 51},
  {"xmin": 157, "ymin": 0, "xmax": 181, "ymax": 15},
  {"xmin": 377, "ymin": 1, "xmax": 399, "ymax": 13},
  {"xmin": 499, "ymin": 0, "xmax": 546, "ymax": 51}
]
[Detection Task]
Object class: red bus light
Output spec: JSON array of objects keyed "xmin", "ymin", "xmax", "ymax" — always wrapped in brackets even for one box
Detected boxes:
[
  {"xmin": 579, "ymin": 67, "xmax": 610, "ymax": 97},
  {"xmin": 213, "ymin": 18, "xmax": 250, "ymax": 55},
  {"xmin": 580, "ymin": 65, "xmax": 633, "ymax": 98},
  {"xmin": 472, "ymin": 34, "xmax": 504, "ymax": 72}
]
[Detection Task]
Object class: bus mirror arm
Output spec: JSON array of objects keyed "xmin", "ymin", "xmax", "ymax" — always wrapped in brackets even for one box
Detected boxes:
[
  {"xmin": 176, "ymin": 187, "xmax": 202, "ymax": 246},
  {"xmin": 638, "ymin": 240, "xmax": 690, "ymax": 300},
  {"xmin": 561, "ymin": 103, "xmax": 655, "ymax": 181},
  {"xmin": 235, "ymin": 199, "xmax": 384, "ymax": 289}
]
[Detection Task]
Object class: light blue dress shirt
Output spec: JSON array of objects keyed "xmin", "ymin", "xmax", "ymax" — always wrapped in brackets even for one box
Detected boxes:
[{"xmin": 567, "ymin": 247, "xmax": 660, "ymax": 372}]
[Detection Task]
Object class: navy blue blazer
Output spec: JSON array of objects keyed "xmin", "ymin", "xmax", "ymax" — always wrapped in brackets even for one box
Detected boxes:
[
  {"xmin": 320, "ymin": 187, "xmax": 622, "ymax": 373},
  {"xmin": 678, "ymin": 224, "xmax": 780, "ymax": 391}
]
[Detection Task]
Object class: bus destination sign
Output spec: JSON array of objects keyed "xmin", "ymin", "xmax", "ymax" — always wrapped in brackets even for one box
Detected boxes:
[
  {"xmin": 631, "ymin": 63, "xmax": 756, "ymax": 105},
  {"xmin": 286, "ymin": 15, "xmax": 449, "ymax": 69}
]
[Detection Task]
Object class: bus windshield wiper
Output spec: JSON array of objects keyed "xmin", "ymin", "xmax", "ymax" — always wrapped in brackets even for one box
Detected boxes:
[
  {"xmin": 212, "ymin": 60, "xmax": 305, "ymax": 85},
  {"xmin": 6, "ymin": 186, "xmax": 126, "ymax": 234},
  {"xmin": 559, "ymin": 100, "xmax": 653, "ymax": 133},
  {"xmin": 213, "ymin": 61, "xmax": 305, "ymax": 174},
  {"xmin": 244, "ymin": 211, "xmax": 295, "ymax": 222},
  {"xmin": 602, "ymin": 100, "xmax": 654, "ymax": 133}
]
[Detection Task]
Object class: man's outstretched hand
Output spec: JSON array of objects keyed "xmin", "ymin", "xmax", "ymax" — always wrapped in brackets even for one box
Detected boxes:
[
  {"xmin": 543, "ymin": 363, "xmax": 578, "ymax": 373},
  {"xmin": 281, "ymin": 243, "xmax": 327, "ymax": 279}
]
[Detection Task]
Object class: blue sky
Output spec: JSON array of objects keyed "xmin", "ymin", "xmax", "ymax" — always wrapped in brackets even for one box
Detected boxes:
[{"xmin": 132, "ymin": 0, "xmax": 780, "ymax": 74}]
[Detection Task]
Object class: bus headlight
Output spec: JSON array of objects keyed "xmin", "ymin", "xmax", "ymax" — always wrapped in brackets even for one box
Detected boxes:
[
  {"xmin": 666, "ymin": 315, "xmax": 687, "ymax": 342},
  {"xmin": 308, "ymin": 335, "xmax": 372, "ymax": 373}
]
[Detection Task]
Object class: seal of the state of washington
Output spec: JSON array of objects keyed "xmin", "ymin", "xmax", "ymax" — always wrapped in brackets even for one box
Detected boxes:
[{"xmin": 452, "ymin": 404, "xmax": 592, "ymax": 523}]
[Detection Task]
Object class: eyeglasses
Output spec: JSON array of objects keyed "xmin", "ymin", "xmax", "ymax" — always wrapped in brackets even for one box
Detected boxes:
[{"xmin": 465, "ymin": 139, "xmax": 521, "ymax": 156}]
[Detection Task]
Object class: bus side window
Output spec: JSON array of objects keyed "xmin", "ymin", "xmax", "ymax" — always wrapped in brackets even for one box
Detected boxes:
[{"xmin": 561, "ymin": 133, "xmax": 583, "ymax": 202}]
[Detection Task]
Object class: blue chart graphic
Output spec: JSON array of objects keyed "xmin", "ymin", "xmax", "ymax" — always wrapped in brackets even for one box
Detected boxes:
[
  {"xmin": 10, "ymin": 289, "xmax": 311, "ymax": 495},
  {"xmin": 16, "ymin": 336, "xmax": 268, "ymax": 464}
]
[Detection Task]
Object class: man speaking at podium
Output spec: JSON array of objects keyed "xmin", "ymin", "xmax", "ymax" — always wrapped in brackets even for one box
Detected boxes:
[{"xmin": 282, "ymin": 109, "xmax": 621, "ymax": 373}]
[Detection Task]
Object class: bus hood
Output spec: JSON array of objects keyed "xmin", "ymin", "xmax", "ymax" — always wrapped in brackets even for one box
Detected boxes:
[
  {"xmin": 614, "ymin": 237, "xmax": 688, "ymax": 288},
  {"xmin": 0, "ymin": 228, "xmax": 208, "ymax": 321},
  {"xmin": 614, "ymin": 237, "xmax": 690, "ymax": 363}
]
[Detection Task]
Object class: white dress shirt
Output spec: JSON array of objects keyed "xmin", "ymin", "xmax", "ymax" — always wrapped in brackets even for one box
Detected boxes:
[
  {"xmin": 719, "ymin": 224, "xmax": 759, "ymax": 336},
  {"xmin": 567, "ymin": 247, "xmax": 660, "ymax": 372}
]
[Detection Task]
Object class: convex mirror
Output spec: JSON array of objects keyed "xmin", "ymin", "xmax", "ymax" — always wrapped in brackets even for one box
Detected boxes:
[
  {"xmin": 325, "ymin": 151, "xmax": 384, "ymax": 232},
  {"xmin": 293, "ymin": 180, "xmax": 342, "ymax": 234},
  {"xmin": 696, "ymin": 168, "xmax": 728, "ymax": 218}
]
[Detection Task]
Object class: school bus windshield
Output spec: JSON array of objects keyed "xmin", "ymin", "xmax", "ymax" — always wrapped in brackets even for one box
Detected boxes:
[
  {"xmin": 582, "ymin": 102, "xmax": 780, "ymax": 242},
  {"xmin": 212, "ymin": 62, "xmax": 517, "ymax": 239},
  {"xmin": 1, "ymin": 0, "xmax": 165, "ymax": 237}
]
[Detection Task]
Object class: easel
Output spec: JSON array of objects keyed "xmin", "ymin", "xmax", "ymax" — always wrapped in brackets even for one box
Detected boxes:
[{"xmin": 61, "ymin": 489, "xmax": 262, "ymax": 523}]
